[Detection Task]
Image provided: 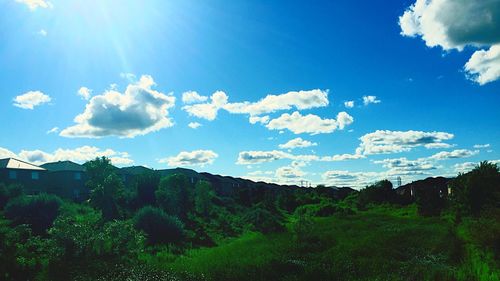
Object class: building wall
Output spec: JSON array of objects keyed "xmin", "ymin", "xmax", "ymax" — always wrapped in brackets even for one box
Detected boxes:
[
  {"xmin": 0, "ymin": 168, "xmax": 47, "ymax": 194},
  {"xmin": 44, "ymin": 171, "xmax": 89, "ymax": 201}
]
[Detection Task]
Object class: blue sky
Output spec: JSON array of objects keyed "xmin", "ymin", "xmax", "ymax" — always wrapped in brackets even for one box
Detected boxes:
[{"xmin": 1, "ymin": 0, "xmax": 499, "ymax": 188}]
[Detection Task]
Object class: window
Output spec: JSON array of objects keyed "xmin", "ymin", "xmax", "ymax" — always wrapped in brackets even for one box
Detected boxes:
[
  {"xmin": 32, "ymin": 171, "xmax": 39, "ymax": 180},
  {"xmin": 74, "ymin": 172, "xmax": 82, "ymax": 180},
  {"xmin": 8, "ymin": 170, "xmax": 17, "ymax": 179}
]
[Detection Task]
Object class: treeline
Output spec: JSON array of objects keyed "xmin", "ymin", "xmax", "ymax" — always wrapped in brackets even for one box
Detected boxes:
[
  {"xmin": 0, "ymin": 158, "xmax": 498, "ymax": 280},
  {"xmin": 0, "ymin": 157, "xmax": 345, "ymax": 280}
]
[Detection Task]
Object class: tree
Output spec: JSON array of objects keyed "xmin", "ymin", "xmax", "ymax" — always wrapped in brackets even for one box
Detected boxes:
[
  {"xmin": 155, "ymin": 174, "xmax": 192, "ymax": 217},
  {"xmin": 4, "ymin": 194, "xmax": 63, "ymax": 235},
  {"xmin": 133, "ymin": 206, "xmax": 184, "ymax": 245},
  {"xmin": 194, "ymin": 180, "xmax": 215, "ymax": 216},
  {"xmin": 135, "ymin": 171, "xmax": 161, "ymax": 207},
  {"xmin": 450, "ymin": 161, "xmax": 500, "ymax": 216},
  {"xmin": 357, "ymin": 179, "xmax": 396, "ymax": 208},
  {"xmin": 84, "ymin": 157, "xmax": 124, "ymax": 220}
]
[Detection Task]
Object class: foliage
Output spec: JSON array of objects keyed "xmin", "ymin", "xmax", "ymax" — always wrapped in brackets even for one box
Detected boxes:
[
  {"xmin": 450, "ymin": 161, "xmax": 500, "ymax": 217},
  {"xmin": 415, "ymin": 185, "xmax": 446, "ymax": 216},
  {"xmin": 135, "ymin": 171, "xmax": 161, "ymax": 208},
  {"xmin": 84, "ymin": 157, "xmax": 124, "ymax": 220},
  {"xmin": 0, "ymin": 183, "xmax": 24, "ymax": 209},
  {"xmin": 357, "ymin": 179, "xmax": 398, "ymax": 209},
  {"xmin": 134, "ymin": 206, "xmax": 185, "ymax": 245},
  {"xmin": 155, "ymin": 174, "xmax": 192, "ymax": 218},
  {"xmin": 242, "ymin": 206, "xmax": 284, "ymax": 234},
  {"xmin": 4, "ymin": 193, "xmax": 62, "ymax": 235},
  {"xmin": 194, "ymin": 180, "xmax": 215, "ymax": 216}
]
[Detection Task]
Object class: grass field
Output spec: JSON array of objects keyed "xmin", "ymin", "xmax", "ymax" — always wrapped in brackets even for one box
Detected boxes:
[{"xmin": 145, "ymin": 205, "xmax": 483, "ymax": 281}]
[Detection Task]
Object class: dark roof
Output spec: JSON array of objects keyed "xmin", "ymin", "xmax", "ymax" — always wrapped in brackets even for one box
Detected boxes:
[
  {"xmin": 121, "ymin": 166, "xmax": 153, "ymax": 175},
  {"xmin": 41, "ymin": 161, "xmax": 85, "ymax": 172},
  {"xmin": 0, "ymin": 158, "xmax": 46, "ymax": 171}
]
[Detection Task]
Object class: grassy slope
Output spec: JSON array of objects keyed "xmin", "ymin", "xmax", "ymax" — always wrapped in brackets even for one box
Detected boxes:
[{"xmin": 157, "ymin": 205, "xmax": 467, "ymax": 281}]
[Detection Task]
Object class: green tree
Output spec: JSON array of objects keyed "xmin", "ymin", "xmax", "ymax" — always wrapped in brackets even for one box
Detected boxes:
[
  {"xmin": 133, "ymin": 206, "xmax": 184, "ymax": 245},
  {"xmin": 84, "ymin": 157, "xmax": 124, "ymax": 220},
  {"xmin": 194, "ymin": 180, "xmax": 215, "ymax": 216},
  {"xmin": 135, "ymin": 171, "xmax": 161, "ymax": 207},
  {"xmin": 450, "ymin": 161, "xmax": 500, "ymax": 216},
  {"xmin": 0, "ymin": 183, "xmax": 24, "ymax": 210},
  {"xmin": 4, "ymin": 194, "xmax": 63, "ymax": 235},
  {"xmin": 155, "ymin": 174, "xmax": 192, "ymax": 217}
]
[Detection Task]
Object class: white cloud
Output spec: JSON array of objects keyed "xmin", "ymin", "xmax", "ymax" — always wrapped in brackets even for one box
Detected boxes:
[
  {"xmin": 77, "ymin": 87, "xmax": 92, "ymax": 100},
  {"xmin": 46, "ymin": 127, "xmax": 59, "ymax": 134},
  {"xmin": 344, "ymin": 101, "xmax": 354, "ymax": 108},
  {"xmin": 188, "ymin": 122, "xmax": 202, "ymax": 129},
  {"xmin": 266, "ymin": 111, "xmax": 353, "ymax": 135},
  {"xmin": 424, "ymin": 143, "xmax": 454, "ymax": 149},
  {"xmin": 454, "ymin": 162, "xmax": 478, "ymax": 173},
  {"xmin": 0, "ymin": 147, "xmax": 18, "ymax": 159},
  {"xmin": 357, "ymin": 130, "xmax": 454, "ymax": 155},
  {"xmin": 430, "ymin": 149, "xmax": 479, "ymax": 160},
  {"xmin": 275, "ymin": 165, "xmax": 306, "ymax": 183},
  {"xmin": 60, "ymin": 75, "xmax": 175, "ymax": 138},
  {"xmin": 473, "ymin": 143, "xmax": 490, "ymax": 149},
  {"xmin": 38, "ymin": 29, "xmax": 47, "ymax": 36},
  {"xmin": 237, "ymin": 150, "xmax": 292, "ymax": 165},
  {"xmin": 464, "ymin": 45, "xmax": 500, "ymax": 85},
  {"xmin": 399, "ymin": 0, "xmax": 500, "ymax": 84},
  {"xmin": 120, "ymin": 73, "xmax": 137, "ymax": 82},
  {"xmin": 160, "ymin": 150, "xmax": 218, "ymax": 167},
  {"xmin": 249, "ymin": 115, "xmax": 270, "ymax": 125},
  {"xmin": 362, "ymin": 95, "xmax": 381, "ymax": 106},
  {"xmin": 13, "ymin": 91, "xmax": 51, "ymax": 109},
  {"xmin": 320, "ymin": 153, "xmax": 365, "ymax": 161},
  {"xmin": 373, "ymin": 157, "xmax": 437, "ymax": 175},
  {"xmin": 182, "ymin": 91, "xmax": 208, "ymax": 104},
  {"xmin": 16, "ymin": 0, "xmax": 52, "ymax": 10},
  {"xmin": 182, "ymin": 91, "xmax": 228, "ymax": 121},
  {"xmin": 322, "ymin": 170, "xmax": 386, "ymax": 189},
  {"xmin": 279, "ymin": 137, "xmax": 317, "ymax": 149},
  {"xmin": 224, "ymin": 89, "xmax": 329, "ymax": 116},
  {"xmin": 1, "ymin": 146, "xmax": 133, "ymax": 166}
]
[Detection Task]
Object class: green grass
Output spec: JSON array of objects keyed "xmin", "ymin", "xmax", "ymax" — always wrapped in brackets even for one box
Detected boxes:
[{"xmin": 151, "ymin": 205, "xmax": 466, "ymax": 281}]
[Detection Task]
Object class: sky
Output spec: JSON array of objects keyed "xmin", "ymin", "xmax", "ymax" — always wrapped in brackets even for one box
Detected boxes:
[{"xmin": 0, "ymin": 0, "xmax": 499, "ymax": 188}]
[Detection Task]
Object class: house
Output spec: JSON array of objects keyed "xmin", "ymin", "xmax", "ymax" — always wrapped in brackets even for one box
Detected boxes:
[
  {"xmin": 40, "ymin": 160, "xmax": 88, "ymax": 201},
  {"xmin": 0, "ymin": 158, "xmax": 47, "ymax": 194}
]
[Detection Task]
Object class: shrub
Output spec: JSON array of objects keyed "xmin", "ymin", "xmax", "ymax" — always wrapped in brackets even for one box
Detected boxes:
[
  {"xmin": 133, "ymin": 206, "xmax": 184, "ymax": 245},
  {"xmin": 4, "ymin": 194, "xmax": 63, "ymax": 235},
  {"xmin": 155, "ymin": 174, "xmax": 192, "ymax": 218},
  {"xmin": 242, "ymin": 207, "xmax": 284, "ymax": 234},
  {"xmin": 0, "ymin": 183, "xmax": 24, "ymax": 209}
]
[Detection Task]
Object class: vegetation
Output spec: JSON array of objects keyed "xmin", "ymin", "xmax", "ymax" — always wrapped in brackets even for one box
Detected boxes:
[{"xmin": 0, "ymin": 157, "xmax": 498, "ymax": 280}]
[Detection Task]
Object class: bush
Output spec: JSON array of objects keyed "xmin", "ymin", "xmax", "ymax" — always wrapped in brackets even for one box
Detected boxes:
[
  {"xmin": 242, "ymin": 207, "xmax": 284, "ymax": 234},
  {"xmin": 0, "ymin": 183, "xmax": 24, "ymax": 209},
  {"xmin": 155, "ymin": 174, "xmax": 192, "ymax": 218},
  {"xmin": 4, "ymin": 194, "xmax": 63, "ymax": 235},
  {"xmin": 357, "ymin": 180, "xmax": 397, "ymax": 209},
  {"xmin": 133, "ymin": 206, "xmax": 184, "ymax": 245}
]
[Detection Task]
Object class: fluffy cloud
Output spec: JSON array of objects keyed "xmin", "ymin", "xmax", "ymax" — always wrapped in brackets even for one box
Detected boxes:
[
  {"xmin": 60, "ymin": 75, "xmax": 175, "ymax": 138},
  {"xmin": 320, "ymin": 153, "xmax": 365, "ymax": 161},
  {"xmin": 160, "ymin": 150, "xmax": 218, "ymax": 167},
  {"xmin": 473, "ymin": 144, "xmax": 490, "ymax": 149},
  {"xmin": 77, "ymin": 87, "xmax": 92, "ymax": 100},
  {"xmin": 362, "ymin": 95, "xmax": 381, "ymax": 106},
  {"xmin": 188, "ymin": 122, "xmax": 202, "ymax": 129},
  {"xmin": 279, "ymin": 137, "xmax": 317, "ymax": 149},
  {"xmin": 357, "ymin": 130, "xmax": 454, "ymax": 155},
  {"xmin": 249, "ymin": 115, "xmax": 270, "ymax": 125},
  {"xmin": 182, "ymin": 91, "xmax": 228, "ymax": 121},
  {"xmin": 424, "ymin": 143, "xmax": 454, "ymax": 149},
  {"xmin": 464, "ymin": 45, "xmax": 500, "ymax": 85},
  {"xmin": 430, "ymin": 149, "xmax": 479, "ymax": 160},
  {"xmin": 344, "ymin": 101, "xmax": 354, "ymax": 108},
  {"xmin": 224, "ymin": 89, "xmax": 329, "ymax": 116},
  {"xmin": 266, "ymin": 111, "xmax": 353, "ymax": 135},
  {"xmin": 13, "ymin": 91, "xmax": 51, "ymax": 109},
  {"xmin": 399, "ymin": 0, "xmax": 500, "ymax": 84},
  {"xmin": 374, "ymin": 157, "xmax": 437, "ymax": 175},
  {"xmin": 275, "ymin": 165, "xmax": 306, "ymax": 182},
  {"xmin": 182, "ymin": 91, "xmax": 208, "ymax": 104},
  {"xmin": 1, "ymin": 146, "xmax": 133, "ymax": 166},
  {"xmin": 454, "ymin": 162, "xmax": 477, "ymax": 173},
  {"xmin": 38, "ymin": 29, "xmax": 47, "ymax": 36},
  {"xmin": 237, "ymin": 150, "xmax": 291, "ymax": 164},
  {"xmin": 16, "ymin": 0, "xmax": 52, "ymax": 10},
  {"xmin": 322, "ymin": 170, "xmax": 385, "ymax": 188}
]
